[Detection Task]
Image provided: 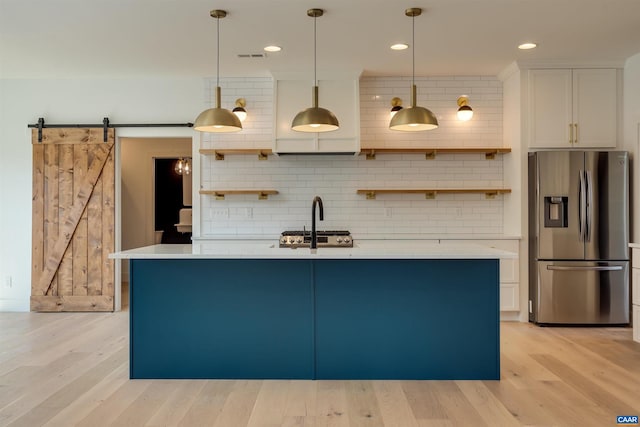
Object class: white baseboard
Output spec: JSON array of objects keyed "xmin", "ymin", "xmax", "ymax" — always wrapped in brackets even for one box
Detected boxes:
[
  {"xmin": 0, "ymin": 298, "xmax": 29, "ymax": 312},
  {"xmin": 500, "ymin": 311, "xmax": 523, "ymax": 322}
]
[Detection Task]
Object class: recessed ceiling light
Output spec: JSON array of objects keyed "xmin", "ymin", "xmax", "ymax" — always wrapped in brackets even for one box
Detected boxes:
[
  {"xmin": 518, "ymin": 42, "xmax": 537, "ymax": 50},
  {"xmin": 264, "ymin": 45, "xmax": 282, "ymax": 52},
  {"xmin": 391, "ymin": 43, "xmax": 409, "ymax": 51}
]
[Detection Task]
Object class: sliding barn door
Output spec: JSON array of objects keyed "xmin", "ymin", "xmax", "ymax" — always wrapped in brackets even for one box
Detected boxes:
[{"xmin": 31, "ymin": 128, "xmax": 115, "ymax": 311}]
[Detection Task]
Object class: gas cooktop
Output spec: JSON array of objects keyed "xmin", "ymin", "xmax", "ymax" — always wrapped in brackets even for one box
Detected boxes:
[{"xmin": 279, "ymin": 230, "xmax": 353, "ymax": 248}]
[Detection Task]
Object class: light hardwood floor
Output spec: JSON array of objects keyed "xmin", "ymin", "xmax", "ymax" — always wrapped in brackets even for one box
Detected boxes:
[{"xmin": 1, "ymin": 306, "xmax": 639, "ymax": 427}]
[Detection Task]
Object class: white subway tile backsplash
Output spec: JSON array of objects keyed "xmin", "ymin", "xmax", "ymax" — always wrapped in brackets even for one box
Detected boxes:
[{"xmin": 198, "ymin": 75, "xmax": 505, "ymax": 238}]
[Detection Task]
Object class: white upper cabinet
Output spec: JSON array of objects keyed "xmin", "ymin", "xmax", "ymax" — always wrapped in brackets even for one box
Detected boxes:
[{"xmin": 528, "ymin": 69, "xmax": 618, "ymax": 148}]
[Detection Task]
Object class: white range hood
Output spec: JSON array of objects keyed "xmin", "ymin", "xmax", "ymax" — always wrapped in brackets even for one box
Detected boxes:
[{"xmin": 272, "ymin": 71, "xmax": 361, "ymax": 155}]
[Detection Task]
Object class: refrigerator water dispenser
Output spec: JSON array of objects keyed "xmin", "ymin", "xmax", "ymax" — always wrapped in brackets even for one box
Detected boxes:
[{"xmin": 544, "ymin": 196, "xmax": 568, "ymax": 228}]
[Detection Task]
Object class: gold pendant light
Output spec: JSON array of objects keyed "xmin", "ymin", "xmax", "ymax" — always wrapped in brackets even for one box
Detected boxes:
[
  {"xmin": 389, "ymin": 8, "xmax": 438, "ymax": 132},
  {"xmin": 194, "ymin": 10, "xmax": 242, "ymax": 133},
  {"xmin": 291, "ymin": 8, "xmax": 339, "ymax": 133}
]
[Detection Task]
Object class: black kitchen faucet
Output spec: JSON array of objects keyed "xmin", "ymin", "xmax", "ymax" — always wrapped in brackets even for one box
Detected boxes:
[{"xmin": 311, "ymin": 196, "xmax": 324, "ymax": 250}]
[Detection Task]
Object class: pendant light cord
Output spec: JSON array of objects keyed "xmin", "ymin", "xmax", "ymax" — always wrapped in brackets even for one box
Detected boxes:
[
  {"xmin": 412, "ymin": 13, "xmax": 415, "ymax": 88},
  {"xmin": 313, "ymin": 14, "xmax": 317, "ymax": 86},
  {"xmin": 216, "ymin": 15, "xmax": 220, "ymax": 88}
]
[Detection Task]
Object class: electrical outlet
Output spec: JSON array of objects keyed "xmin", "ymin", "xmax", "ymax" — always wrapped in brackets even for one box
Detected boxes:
[
  {"xmin": 384, "ymin": 207, "xmax": 393, "ymax": 218},
  {"xmin": 211, "ymin": 208, "xmax": 229, "ymax": 219}
]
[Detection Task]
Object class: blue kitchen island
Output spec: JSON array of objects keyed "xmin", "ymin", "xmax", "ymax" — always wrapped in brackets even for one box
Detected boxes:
[{"xmin": 111, "ymin": 241, "xmax": 514, "ymax": 380}]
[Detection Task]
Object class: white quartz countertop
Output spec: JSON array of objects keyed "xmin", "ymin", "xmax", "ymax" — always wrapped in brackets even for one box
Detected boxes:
[{"xmin": 110, "ymin": 240, "xmax": 516, "ymax": 260}]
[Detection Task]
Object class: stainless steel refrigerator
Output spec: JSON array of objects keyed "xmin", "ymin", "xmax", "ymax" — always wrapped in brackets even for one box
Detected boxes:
[{"xmin": 528, "ymin": 151, "xmax": 630, "ymax": 325}]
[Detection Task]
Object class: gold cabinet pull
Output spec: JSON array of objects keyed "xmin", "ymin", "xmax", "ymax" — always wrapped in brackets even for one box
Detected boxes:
[
  {"xmin": 569, "ymin": 123, "xmax": 573, "ymax": 145},
  {"xmin": 574, "ymin": 123, "xmax": 578, "ymax": 144}
]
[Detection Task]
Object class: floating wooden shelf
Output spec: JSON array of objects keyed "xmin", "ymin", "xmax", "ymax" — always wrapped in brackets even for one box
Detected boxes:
[
  {"xmin": 357, "ymin": 188, "xmax": 512, "ymax": 200},
  {"xmin": 359, "ymin": 147, "xmax": 511, "ymax": 160},
  {"xmin": 199, "ymin": 149, "xmax": 272, "ymax": 161},
  {"xmin": 199, "ymin": 147, "xmax": 510, "ymax": 160},
  {"xmin": 199, "ymin": 189, "xmax": 279, "ymax": 200}
]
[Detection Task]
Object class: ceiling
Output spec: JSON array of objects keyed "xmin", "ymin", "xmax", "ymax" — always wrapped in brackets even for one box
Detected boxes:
[{"xmin": 2, "ymin": 0, "xmax": 640, "ymax": 79}]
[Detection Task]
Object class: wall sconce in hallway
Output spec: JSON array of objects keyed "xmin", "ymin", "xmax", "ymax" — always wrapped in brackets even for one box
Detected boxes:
[{"xmin": 175, "ymin": 158, "xmax": 191, "ymax": 176}]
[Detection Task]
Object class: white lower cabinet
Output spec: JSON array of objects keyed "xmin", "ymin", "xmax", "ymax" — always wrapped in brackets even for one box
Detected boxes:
[
  {"xmin": 499, "ymin": 282, "xmax": 520, "ymax": 312},
  {"xmin": 632, "ymin": 248, "xmax": 640, "ymax": 343},
  {"xmin": 442, "ymin": 239, "xmax": 520, "ymax": 312}
]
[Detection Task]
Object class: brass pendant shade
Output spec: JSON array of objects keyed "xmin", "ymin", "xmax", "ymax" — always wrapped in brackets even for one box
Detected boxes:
[
  {"xmin": 194, "ymin": 9, "xmax": 242, "ymax": 133},
  {"xmin": 194, "ymin": 86, "xmax": 242, "ymax": 132},
  {"xmin": 291, "ymin": 86, "xmax": 339, "ymax": 132},
  {"xmin": 389, "ymin": 7, "xmax": 438, "ymax": 132},
  {"xmin": 291, "ymin": 8, "xmax": 339, "ymax": 133},
  {"xmin": 389, "ymin": 84, "xmax": 438, "ymax": 131}
]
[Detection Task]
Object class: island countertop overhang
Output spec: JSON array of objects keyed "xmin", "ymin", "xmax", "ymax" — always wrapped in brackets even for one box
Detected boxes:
[{"xmin": 110, "ymin": 240, "xmax": 517, "ymax": 260}]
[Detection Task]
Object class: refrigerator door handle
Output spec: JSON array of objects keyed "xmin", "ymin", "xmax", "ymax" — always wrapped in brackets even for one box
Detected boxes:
[
  {"xmin": 578, "ymin": 170, "xmax": 586, "ymax": 242},
  {"xmin": 585, "ymin": 170, "xmax": 593, "ymax": 242},
  {"xmin": 546, "ymin": 265, "xmax": 623, "ymax": 271}
]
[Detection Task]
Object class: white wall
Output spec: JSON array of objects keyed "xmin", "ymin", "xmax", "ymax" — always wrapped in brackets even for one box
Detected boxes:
[
  {"xmin": 624, "ymin": 53, "xmax": 640, "ymax": 243},
  {"xmin": 200, "ymin": 153, "xmax": 505, "ymax": 237},
  {"xmin": 0, "ymin": 78, "xmax": 203, "ymax": 311}
]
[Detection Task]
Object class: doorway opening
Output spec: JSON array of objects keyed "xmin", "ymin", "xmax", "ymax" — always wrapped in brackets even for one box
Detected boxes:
[
  {"xmin": 154, "ymin": 158, "xmax": 192, "ymax": 244},
  {"xmin": 119, "ymin": 136, "xmax": 193, "ymax": 310}
]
